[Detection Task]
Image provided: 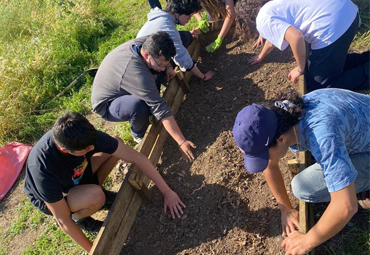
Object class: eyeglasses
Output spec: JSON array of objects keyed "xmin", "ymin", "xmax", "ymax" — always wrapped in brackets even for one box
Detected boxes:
[{"xmin": 150, "ymin": 54, "xmax": 166, "ymax": 70}]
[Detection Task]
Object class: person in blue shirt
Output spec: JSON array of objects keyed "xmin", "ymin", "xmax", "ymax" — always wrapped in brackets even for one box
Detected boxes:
[{"xmin": 233, "ymin": 88, "xmax": 370, "ymax": 254}]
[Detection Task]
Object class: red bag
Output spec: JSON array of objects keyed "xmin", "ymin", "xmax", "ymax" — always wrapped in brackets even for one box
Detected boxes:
[{"xmin": 0, "ymin": 142, "xmax": 33, "ymax": 201}]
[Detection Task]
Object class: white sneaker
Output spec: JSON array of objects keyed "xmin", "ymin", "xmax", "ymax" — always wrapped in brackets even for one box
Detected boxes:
[{"xmin": 133, "ymin": 136, "xmax": 143, "ymax": 144}]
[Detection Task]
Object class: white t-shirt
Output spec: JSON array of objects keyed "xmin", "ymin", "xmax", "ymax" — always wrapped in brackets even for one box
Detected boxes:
[{"xmin": 256, "ymin": 0, "xmax": 358, "ymax": 50}]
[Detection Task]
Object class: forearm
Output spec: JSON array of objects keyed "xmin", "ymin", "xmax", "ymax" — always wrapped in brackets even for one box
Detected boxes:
[
  {"xmin": 218, "ymin": 15, "xmax": 234, "ymax": 39},
  {"xmin": 193, "ymin": 12, "xmax": 202, "ymax": 21},
  {"xmin": 285, "ymin": 27, "xmax": 306, "ymax": 72},
  {"xmin": 136, "ymin": 153, "xmax": 171, "ymax": 194},
  {"xmin": 263, "ymin": 163, "xmax": 292, "ymax": 210},
  {"xmin": 161, "ymin": 116, "xmax": 186, "ymax": 145},
  {"xmin": 59, "ymin": 219, "xmax": 92, "ymax": 252},
  {"xmin": 219, "ymin": 0, "xmax": 235, "ymax": 39},
  {"xmin": 306, "ymin": 185, "xmax": 357, "ymax": 249},
  {"xmin": 258, "ymin": 40, "xmax": 274, "ymax": 60},
  {"xmin": 190, "ymin": 65, "xmax": 204, "ymax": 79}
]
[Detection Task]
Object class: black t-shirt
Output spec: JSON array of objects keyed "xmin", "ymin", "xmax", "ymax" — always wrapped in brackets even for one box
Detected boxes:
[{"xmin": 24, "ymin": 130, "xmax": 118, "ymax": 203}]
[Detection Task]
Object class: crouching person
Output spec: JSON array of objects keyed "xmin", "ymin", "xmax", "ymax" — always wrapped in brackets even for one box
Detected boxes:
[
  {"xmin": 233, "ymin": 88, "xmax": 370, "ymax": 254},
  {"xmin": 24, "ymin": 112, "xmax": 185, "ymax": 252}
]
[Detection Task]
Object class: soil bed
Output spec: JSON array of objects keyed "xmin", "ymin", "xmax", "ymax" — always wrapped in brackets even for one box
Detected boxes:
[{"xmin": 121, "ymin": 33, "xmax": 299, "ymax": 255}]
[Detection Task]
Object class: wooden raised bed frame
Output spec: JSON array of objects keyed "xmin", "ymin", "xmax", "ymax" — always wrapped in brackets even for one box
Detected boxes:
[{"xmin": 90, "ymin": 21, "xmax": 314, "ymax": 255}]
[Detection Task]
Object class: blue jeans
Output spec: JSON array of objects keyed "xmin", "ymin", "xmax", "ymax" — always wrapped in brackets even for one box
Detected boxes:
[{"xmin": 291, "ymin": 153, "xmax": 370, "ymax": 203}]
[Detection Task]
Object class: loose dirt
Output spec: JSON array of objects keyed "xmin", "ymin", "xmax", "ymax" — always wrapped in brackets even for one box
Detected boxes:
[
  {"xmin": 120, "ymin": 31, "xmax": 299, "ymax": 255},
  {"xmin": 1, "ymin": 25, "xmax": 368, "ymax": 255}
]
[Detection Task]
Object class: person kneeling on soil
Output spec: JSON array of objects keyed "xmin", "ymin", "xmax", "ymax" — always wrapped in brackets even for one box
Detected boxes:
[
  {"xmin": 91, "ymin": 31, "xmax": 196, "ymax": 162},
  {"xmin": 248, "ymin": 0, "xmax": 369, "ymax": 92},
  {"xmin": 137, "ymin": 0, "xmax": 215, "ymax": 81},
  {"xmin": 24, "ymin": 111, "xmax": 185, "ymax": 253},
  {"xmin": 233, "ymin": 88, "xmax": 370, "ymax": 254}
]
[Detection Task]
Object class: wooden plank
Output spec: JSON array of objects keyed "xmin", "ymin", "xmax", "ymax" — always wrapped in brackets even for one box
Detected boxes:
[
  {"xmin": 175, "ymin": 69, "xmax": 190, "ymax": 94},
  {"xmin": 91, "ymin": 22, "xmax": 208, "ymax": 255},
  {"xmin": 141, "ymin": 81, "xmax": 186, "ymax": 187},
  {"xmin": 90, "ymin": 179, "xmax": 136, "ymax": 254},
  {"xmin": 91, "ymin": 70, "xmax": 184, "ymax": 255},
  {"xmin": 128, "ymin": 173, "xmax": 152, "ymax": 200},
  {"xmin": 296, "ymin": 74, "xmax": 315, "ymax": 255},
  {"xmin": 106, "ymin": 192, "xmax": 143, "ymax": 255}
]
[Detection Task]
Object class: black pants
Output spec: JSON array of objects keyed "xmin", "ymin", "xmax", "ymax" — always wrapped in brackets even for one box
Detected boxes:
[{"xmin": 306, "ymin": 14, "xmax": 369, "ymax": 92}]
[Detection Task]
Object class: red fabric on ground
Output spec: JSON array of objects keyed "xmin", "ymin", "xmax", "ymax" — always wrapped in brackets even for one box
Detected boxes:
[{"xmin": 0, "ymin": 142, "xmax": 33, "ymax": 201}]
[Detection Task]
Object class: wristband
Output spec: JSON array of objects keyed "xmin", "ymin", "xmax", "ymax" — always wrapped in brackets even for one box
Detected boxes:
[{"xmin": 178, "ymin": 140, "xmax": 187, "ymax": 147}]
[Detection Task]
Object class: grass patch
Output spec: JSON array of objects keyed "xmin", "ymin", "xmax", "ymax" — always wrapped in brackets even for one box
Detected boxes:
[{"xmin": 5, "ymin": 198, "xmax": 45, "ymax": 237}]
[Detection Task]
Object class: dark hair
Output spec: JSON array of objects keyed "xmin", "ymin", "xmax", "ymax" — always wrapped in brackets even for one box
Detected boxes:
[
  {"xmin": 52, "ymin": 112, "xmax": 96, "ymax": 151},
  {"xmin": 268, "ymin": 88, "xmax": 304, "ymax": 147},
  {"xmin": 165, "ymin": 0, "xmax": 202, "ymax": 15},
  {"xmin": 142, "ymin": 31, "xmax": 176, "ymax": 60},
  {"xmin": 200, "ymin": 0, "xmax": 227, "ymax": 20},
  {"xmin": 234, "ymin": 0, "xmax": 270, "ymax": 41}
]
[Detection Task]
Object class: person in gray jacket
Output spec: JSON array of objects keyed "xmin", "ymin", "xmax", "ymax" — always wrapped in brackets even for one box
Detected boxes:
[
  {"xmin": 137, "ymin": 0, "xmax": 215, "ymax": 81},
  {"xmin": 91, "ymin": 32, "xmax": 196, "ymax": 162}
]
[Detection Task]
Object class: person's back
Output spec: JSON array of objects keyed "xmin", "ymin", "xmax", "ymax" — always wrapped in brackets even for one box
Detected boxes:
[{"xmin": 257, "ymin": 0, "xmax": 358, "ymax": 50}]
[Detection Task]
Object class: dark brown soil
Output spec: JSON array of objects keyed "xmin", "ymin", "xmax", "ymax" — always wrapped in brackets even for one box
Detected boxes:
[{"xmin": 121, "ymin": 32, "xmax": 300, "ymax": 255}]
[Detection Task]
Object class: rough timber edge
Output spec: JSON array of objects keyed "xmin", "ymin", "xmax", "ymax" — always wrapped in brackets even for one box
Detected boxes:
[{"xmin": 89, "ymin": 21, "xmax": 224, "ymax": 255}]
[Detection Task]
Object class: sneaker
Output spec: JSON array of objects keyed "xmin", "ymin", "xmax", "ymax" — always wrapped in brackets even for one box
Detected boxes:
[
  {"xmin": 133, "ymin": 136, "xmax": 143, "ymax": 144},
  {"xmin": 102, "ymin": 189, "xmax": 117, "ymax": 210},
  {"xmin": 75, "ymin": 216, "xmax": 103, "ymax": 233},
  {"xmin": 357, "ymin": 190, "xmax": 370, "ymax": 213}
]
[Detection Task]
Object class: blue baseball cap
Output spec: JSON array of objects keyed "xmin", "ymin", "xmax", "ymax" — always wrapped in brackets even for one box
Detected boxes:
[{"xmin": 233, "ymin": 104, "xmax": 277, "ymax": 173}]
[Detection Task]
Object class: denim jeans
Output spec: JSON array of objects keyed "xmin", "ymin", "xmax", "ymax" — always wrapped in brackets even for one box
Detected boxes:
[{"xmin": 291, "ymin": 153, "xmax": 370, "ymax": 203}]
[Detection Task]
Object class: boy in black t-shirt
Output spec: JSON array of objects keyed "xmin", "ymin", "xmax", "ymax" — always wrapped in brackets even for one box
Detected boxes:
[{"xmin": 24, "ymin": 112, "xmax": 185, "ymax": 253}]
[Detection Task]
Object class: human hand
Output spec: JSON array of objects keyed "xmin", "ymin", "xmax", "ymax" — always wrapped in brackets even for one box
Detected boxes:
[
  {"xmin": 198, "ymin": 18, "xmax": 210, "ymax": 33},
  {"xmin": 163, "ymin": 189, "xmax": 186, "ymax": 219},
  {"xmin": 166, "ymin": 66, "xmax": 176, "ymax": 81},
  {"xmin": 202, "ymin": 70, "xmax": 215, "ymax": 81},
  {"xmin": 206, "ymin": 36, "xmax": 223, "ymax": 53},
  {"xmin": 247, "ymin": 54, "xmax": 263, "ymax": 65},
  {"xmin": 253, "ymin": 35, "xmax": 264, "ymax": 48},
  {"xmin": 190, "ymin": 29, "xmax": 198, "ymax": 39},
  {"xmin": 282, "ymin": 231, "xmax": 313, "ymax": 255},
  {"xmin": 288, "ymin": 67, "xmax": 304, "ymax": 84},
  {"xmin": 179, "ymin": 140, "xmax": 196, "ymax": 162},
  {"xmin": 280, "ymin": 208, "xmax": 299, "ymax": 237}
]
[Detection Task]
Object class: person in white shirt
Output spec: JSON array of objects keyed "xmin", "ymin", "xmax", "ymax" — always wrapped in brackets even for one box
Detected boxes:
[{"xmin": 248, "ymin": 0, "xmax": 369, "ymax": 92}]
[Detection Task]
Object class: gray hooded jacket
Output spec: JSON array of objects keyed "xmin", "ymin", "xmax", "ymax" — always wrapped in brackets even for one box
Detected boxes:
[{"xmin": 137, "ymin": 7, "xmax": 195, "ymax": 72}]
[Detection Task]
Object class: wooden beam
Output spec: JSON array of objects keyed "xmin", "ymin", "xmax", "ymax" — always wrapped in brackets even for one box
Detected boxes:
[
  {"xmin": 295, "ymin": 75, "xmax": 315, "ymax": 255},
  {"xmin": 128, "ymin": 173, "xmax": 152, "ymax": 200},
  {"xmin": 175, "ymin": 69, "xmax": 190, "ymax": 94},
  {"xmin": 90, "ymin": 27, "xmax": 204, "ymax": 255}
]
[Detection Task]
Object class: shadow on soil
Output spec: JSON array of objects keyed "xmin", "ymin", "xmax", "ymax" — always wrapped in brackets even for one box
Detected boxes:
[{"xmin": 121, "ymin": 174, "xmax": 282, "ymax": 254}]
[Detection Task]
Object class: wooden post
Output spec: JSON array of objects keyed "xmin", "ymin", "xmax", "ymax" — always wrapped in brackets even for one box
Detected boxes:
[{"xmin": 295, "ymin": 75, "xmax": 315, "ymax": 255}]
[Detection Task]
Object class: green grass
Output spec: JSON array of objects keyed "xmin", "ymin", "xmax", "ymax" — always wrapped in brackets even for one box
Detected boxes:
[
  {"xmin": 5, "ymin": 198, "xmax": 45, "ymax": 237},
  {"xmin": 321, "ymin": 222, "xmax": 370, "ymax": 255},
  {"xmin": 1, "ymin": 0, "xmax": 369, "ymax": 254},
  {"xmin": 0, "ymin": 0, "xmax": 152, "ymax": 146}
]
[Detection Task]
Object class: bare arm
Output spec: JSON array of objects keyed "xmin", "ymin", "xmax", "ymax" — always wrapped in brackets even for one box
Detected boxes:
[
  {"xmin": 218, "ymin": 0, "xmax": 235, "ymax": 39},
  {"xmin": 282, "ymin": 183, "xmax": 358, "ymax": 254},
  {"xmin": 248, "ymin": 40, "xmax": 275, "ymax": 65},
  {"xmin": 46, "ymin": 200, "xmax": 92, "ymax": 252},
  {"xmin": 263, "ymin": 159, "xmax": 299, "ymax": 235},
  {"xmin": 284, "ymin": 26, "xmax": 306, "ymax": 83},
  {"xmin": 190, "ymin": 65, "xmax": 215, "ymax": 81},
  {"xmin": 112, "ymin": 137, "xmax": 186, "ymax": 218},
  {"xmin": 161, "ymin": 115, "xmax": 196, "ymax": 162},
  {"xmin": 193, "ymin": 12, "xmax": 202, "ymax": 21}
]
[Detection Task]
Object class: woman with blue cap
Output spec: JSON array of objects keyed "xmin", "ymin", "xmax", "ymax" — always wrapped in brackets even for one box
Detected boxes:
[{"xmin": 233, "ymin": 88, "xmax": 370, "ymax": 254}]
